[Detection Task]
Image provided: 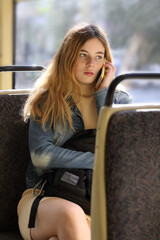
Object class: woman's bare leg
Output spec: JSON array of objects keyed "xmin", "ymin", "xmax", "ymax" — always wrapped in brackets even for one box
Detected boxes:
[
  {"xmin": 30, "ymin": 197, "xmax": 91, "ymax": 240},
  {"xmin": 49, "ymin": 237, "xmax": 59, "ymax": 240}
]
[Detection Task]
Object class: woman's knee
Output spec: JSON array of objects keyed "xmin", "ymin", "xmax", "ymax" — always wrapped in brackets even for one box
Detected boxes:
[
  {"xmin": 31, "ymin": 198, "xmax": 88, "ymax": 240},
  {"xmin": 59, "ymin": 201, "xmax": 86, "ymax": 225},
  {"xmin": 37, "ymin": 198, "xmax": 85, "ymax": 227},
  {"xmin": 57, "ymin": 201, "xmax": 91, "ymax": 239}
]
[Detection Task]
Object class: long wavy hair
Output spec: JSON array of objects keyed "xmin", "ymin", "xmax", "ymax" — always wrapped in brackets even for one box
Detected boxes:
[{"xmin": 23, "ymin": 23, "xmax": 113, "ymax": 129}]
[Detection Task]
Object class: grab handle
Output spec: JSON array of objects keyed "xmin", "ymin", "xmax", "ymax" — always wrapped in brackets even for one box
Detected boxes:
[{"xmin": 105, "ymin": 73, "xmax": 160, "ymax": 106}]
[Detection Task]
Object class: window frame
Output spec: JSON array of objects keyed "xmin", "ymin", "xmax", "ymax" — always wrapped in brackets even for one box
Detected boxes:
[{"xmin": 0, "ymin": 0, "xmax": 15, "ymax": 90}]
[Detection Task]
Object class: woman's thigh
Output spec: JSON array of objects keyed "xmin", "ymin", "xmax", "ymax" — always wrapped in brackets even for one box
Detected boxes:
[{"xmin": 30, "ymin": 197, "xmax": 89, "ymax": 240}]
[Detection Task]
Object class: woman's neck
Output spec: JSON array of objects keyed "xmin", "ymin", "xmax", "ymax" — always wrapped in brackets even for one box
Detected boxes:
[{"xmin": 79, "ymin": 83, "xmax": 95, "ymax": 97}]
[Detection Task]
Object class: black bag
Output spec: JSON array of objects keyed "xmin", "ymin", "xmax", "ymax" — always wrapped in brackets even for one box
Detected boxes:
[
  {"xmin": 40, "ymin": 168, "xmax": 92, "ymax": 214},
  {"xmin": 28, "ymin": 129, "xmax": 96, "ymax": 228},
  {"xmin": 63, "ymin": 129, "xmax": 96, "ymax": 153}
]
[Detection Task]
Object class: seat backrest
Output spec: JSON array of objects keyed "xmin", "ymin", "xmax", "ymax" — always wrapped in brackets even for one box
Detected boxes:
[
  {"xmin": 91, "ymin": 106, "xmax": 160, "ymax": 240},
  {"xmin": 106, "ymin": 110, "xmax": 160, "ymax": 240},
  {"xmin": 0, "ymin": 94, "xmax": 30, "ymax": 232}
]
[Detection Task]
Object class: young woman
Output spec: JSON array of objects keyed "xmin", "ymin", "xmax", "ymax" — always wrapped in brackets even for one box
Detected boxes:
[{"xmin": 17, "ymin": 23, "xmax": 131, "ymax": 240}]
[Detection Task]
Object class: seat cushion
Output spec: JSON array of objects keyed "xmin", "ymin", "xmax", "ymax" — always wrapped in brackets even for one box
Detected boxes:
[
  {"xmin": 0, "ymin": 94, "xmax": 30, "ymax": 231},
  {"xmin": 0, "ymin": 230, "xmax": 23, "ymax": 240}
]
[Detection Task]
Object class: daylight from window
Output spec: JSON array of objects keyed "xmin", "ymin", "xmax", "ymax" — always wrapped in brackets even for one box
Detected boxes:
[{"xmin": 15, "ymin": 0, "xmax": 160, "ymax": 103}]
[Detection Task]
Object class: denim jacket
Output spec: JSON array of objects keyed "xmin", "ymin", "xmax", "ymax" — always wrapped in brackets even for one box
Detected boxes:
[{"xmin": 26, "ymin": 88, "xmax": 131, "ymax": 188}]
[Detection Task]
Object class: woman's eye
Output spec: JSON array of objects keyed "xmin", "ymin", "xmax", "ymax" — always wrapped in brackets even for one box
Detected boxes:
[
  {"xmin": 80, "ymin": 53, "xmax": 87, "ymax": 58},
  {"xmin": 96, "ymin": 55, "xmax": 103, "ymax": 60}
]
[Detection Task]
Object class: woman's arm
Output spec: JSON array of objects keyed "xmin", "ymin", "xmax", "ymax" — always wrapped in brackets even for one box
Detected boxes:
[{"xmin": 29, "ymin": 117, "xmax": 94, "ymax": 171}]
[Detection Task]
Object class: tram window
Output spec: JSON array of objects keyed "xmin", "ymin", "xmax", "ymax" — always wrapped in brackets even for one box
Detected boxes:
[
  {"xmin": 14, "ymin": 72, "xmax": 41, "ymax": 89},
  {"xmin": 118, "ymin": 79, "xmax": 160, "ymax": 104},
  {"xmin": 14, "ymin": 0, "xmax": 106, "ymax": 89},
  {"xmin": 14, "ymin": 0, "xmax": 160, "ymax": 102}
]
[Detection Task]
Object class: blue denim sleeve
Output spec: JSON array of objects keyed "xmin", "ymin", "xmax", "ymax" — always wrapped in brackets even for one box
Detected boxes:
[
  {"xmin": 94, "ymin": 88, "xmax": 108, "ymax": 115},
  {"xmin": 29, "ymin": 117, "xmax": 94, "ymax": 171},
  {"xmin": 94, "ymin": 88, "xmax": 132, "ymax": 114}
]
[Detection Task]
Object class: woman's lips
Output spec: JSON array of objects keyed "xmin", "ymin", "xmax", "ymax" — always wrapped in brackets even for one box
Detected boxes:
[{"xmin": 83, "ymin": 71, "xmax": 94, "ymax": 76}]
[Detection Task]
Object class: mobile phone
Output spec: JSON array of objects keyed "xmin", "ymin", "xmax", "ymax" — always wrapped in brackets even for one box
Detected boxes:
[{"xmin": 95, "ymin": 58, "xmax": 106, "ymax": 89}]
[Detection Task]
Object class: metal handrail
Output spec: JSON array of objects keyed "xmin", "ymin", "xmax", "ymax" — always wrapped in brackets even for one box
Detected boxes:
[
  {"xmin": 0, "ymin": 89, "xmax": 31, "ymax": 95},
  {"xmin": 0, "ymin": 65, "xmax": 47, "ymax": 93},
  {"xmin": 105, "ymin": 73, "xmax": 160, "ymax": 106},
  {"xmin": 0, "ymin": 65, "xmax": 46, "ymax": 72}
]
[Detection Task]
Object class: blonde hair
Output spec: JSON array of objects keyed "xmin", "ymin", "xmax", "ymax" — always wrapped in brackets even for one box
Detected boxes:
[{"xmin": 23, "ymin": 23, "xmax": 113, "ymax": 129}]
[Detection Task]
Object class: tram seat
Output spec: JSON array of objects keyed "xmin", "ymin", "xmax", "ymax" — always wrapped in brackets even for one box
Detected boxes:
[
  {"xmin": 0, "ymin": 81, "xmax": 160, "ymax": 240},
  {"xmin": 0, "ymin": 93, "xmax": 29, "ymax": 240},
  {"xmin": 91, "ymin": 104, "xmax": 160, "ymax": 240}
]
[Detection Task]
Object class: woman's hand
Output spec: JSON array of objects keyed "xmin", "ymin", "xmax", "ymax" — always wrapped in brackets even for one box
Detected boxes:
[{"xmin": 97, "ymin": 61, "xmax": 116, "ymax": 90}]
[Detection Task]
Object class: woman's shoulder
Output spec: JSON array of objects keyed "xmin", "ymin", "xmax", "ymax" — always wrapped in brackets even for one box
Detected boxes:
[{"xmin": 94, "ymin": 87, "xmax": 132, "ymax": 104}]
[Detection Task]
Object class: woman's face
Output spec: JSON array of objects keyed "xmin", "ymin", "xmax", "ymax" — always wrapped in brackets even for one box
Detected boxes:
[{"xmin": 74, "ymin": 38, "xmax": 105, "ymax": 86}]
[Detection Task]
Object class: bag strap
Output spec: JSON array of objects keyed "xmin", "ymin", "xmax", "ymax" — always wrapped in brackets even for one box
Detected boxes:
[
  {"xmin": 28, "ymin": 195, "xmax": 43, "ymax": 228},
  {"xmin": 28, "ymin": 176, "xmax": 47, "ymax": 228}
]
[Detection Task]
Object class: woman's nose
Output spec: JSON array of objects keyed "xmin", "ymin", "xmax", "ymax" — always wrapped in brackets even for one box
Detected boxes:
[{"xmin": 86, "ymin": 56, "xmax": 95, "ymax": 67}]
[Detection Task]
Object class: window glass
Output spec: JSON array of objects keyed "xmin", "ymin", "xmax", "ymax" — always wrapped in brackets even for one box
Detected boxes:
[{"xmin": 15, "ymin": 0, "xmax": 160, "ymax": 103}]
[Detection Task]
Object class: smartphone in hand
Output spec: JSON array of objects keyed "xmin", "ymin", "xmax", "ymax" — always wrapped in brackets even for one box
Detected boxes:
[{"xmin": 95, "ymin": 58, "xmax": 106, "ymax": 89}]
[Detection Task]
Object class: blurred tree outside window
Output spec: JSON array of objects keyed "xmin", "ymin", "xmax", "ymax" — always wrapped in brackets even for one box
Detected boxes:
[{"xmin": 15, "ymin": 0, "xmax": 160, "ymax": 103}]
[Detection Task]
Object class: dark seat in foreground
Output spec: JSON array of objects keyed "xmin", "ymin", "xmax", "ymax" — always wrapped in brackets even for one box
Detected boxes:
[
  {"xmin": 105, "ymin": 110, "xmax": 160, "ymax": 239},
  {"xmin": 91, "ymin": 73, "xmax": 160, "ymax": 240},
  {"xmin": 0, "ymin": 93, "xmax": 30, "ymax": 240}
]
